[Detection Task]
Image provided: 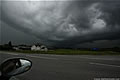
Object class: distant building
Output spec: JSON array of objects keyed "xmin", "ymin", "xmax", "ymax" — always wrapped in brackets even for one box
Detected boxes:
[
  {"xmin": 13, "ymin": 45, "xmax": 31, "ymax": 50},
  {"xmin": 13, "ymin": 46, "xmax": 20, "ymax": 50},
  {"xmin": 31, "ymin": 44, "xmax": 48, "ymax": 51}
]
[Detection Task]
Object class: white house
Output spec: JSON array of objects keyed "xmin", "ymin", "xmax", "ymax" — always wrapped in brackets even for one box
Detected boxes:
[
  {"xmin": 13, "ymin": 47, "xmax": 20, "ymax": 50},
  {"xmin": 31, "ymin": 44, "xmax": 48, "ymax": 51}
]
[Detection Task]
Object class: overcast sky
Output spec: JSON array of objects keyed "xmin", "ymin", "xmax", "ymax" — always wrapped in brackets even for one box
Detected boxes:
[{"xmin": 0, "ymin": 0, "xmax": 120, "ymax": 48}]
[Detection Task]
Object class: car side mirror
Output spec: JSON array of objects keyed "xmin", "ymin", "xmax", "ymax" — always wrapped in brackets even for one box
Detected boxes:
[{"xmin": 0, "ymin": 58, "xmax": 32, "ymax": 77}]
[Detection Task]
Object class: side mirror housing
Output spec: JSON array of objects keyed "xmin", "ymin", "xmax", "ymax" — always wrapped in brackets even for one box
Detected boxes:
[{"xmin": 0, "ymin": 58, "xmax": 32, "ymax": 77}]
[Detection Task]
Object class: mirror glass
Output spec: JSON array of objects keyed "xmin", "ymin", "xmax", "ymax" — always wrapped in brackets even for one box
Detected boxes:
[{"xmin": 0, "ymin": 58, "xmax": 32, "ymax": 76}]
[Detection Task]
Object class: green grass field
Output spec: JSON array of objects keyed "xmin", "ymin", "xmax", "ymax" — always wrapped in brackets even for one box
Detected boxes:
[{"xmin": 3, "ymin": 49, "xmax": 120, "ymax": 55}]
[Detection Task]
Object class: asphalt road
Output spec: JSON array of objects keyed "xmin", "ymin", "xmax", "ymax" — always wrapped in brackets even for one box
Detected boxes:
[{"xmin": 0, "ymin": 51, "xmax": 120, "ymax": 80}]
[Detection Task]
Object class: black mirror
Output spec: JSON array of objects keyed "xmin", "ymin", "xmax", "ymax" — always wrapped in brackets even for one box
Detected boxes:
[{"xmin": 0, "ymin": 58, "xmax": 32, "ymax": 77}]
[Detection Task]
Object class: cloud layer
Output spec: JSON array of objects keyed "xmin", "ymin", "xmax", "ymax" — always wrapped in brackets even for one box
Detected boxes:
[{"xmin": 1, "ymin": 0, "xmax": 120, "ymax": 47}]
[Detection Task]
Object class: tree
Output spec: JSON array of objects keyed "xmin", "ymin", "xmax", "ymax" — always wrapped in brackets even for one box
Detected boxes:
[{"xmin": 8, "ymin": 41, "xmax": 12, "ymax": 46}]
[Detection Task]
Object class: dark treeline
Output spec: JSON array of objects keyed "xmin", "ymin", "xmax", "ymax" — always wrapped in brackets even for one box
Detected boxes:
[
  {"xmin": 0, "ymin": 41, "xmax": 120, "ymax": 52},
  {"xmin": 0, "ymin": 41, "xmax": 13, "ymax": 50}
]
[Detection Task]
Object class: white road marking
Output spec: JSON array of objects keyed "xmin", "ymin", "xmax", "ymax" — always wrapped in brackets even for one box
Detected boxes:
[
  {"xmin": 3, "ymin": 53, "xmax": 19, "ymax": 55},
  {"xmin": 1, "ymin": 51, "xmax": 120, "ymax": 61},
  {"xmin": 80, "ymin": 57, "xmax": 120, "ymax": 61},
  {"xmin": 26, "ymin": 55, "xmax": 58, "ymax": 60},
  {"xmin": 0, "ymin": 52, "xmax": 58, "ymax": 60},
  {"xmin": 90, "ymin": 62, "xmax": 120, "ymax": 68}
]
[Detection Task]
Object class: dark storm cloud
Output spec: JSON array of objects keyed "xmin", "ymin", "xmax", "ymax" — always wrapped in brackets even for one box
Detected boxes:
[
  {"xmin": 55, "ymin": 28, "xmax": 120, "ymax": 47},
  {"xmin": 100, "ymin": 1, "xmax": 120, "ymax": 26},
  {"xmin": 1, "ymin": 0, "xmax": 120, "ymax": 47}
]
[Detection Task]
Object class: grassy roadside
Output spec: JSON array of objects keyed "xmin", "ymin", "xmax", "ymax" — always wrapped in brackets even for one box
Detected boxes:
[{"xmin": 1, "ymin": 49, "xmax": 120, "ymax": 55}]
